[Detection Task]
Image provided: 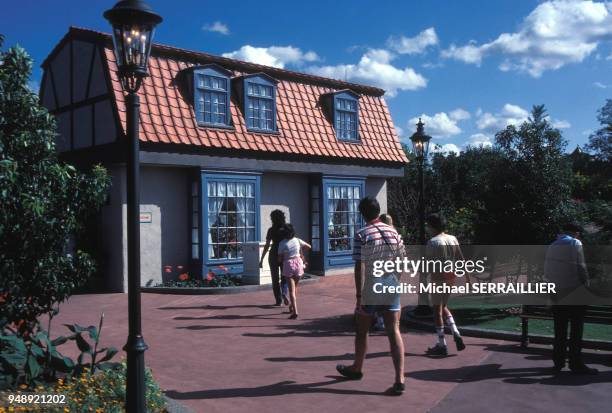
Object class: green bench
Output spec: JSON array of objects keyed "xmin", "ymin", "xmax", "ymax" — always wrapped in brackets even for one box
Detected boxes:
[{"xmin": 520, "ymin": 305, "xmax": 612, "ymax": 348}]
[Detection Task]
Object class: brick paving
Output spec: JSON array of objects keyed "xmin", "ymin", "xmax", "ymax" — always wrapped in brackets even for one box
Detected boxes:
[{"xmin": 52, "ymin": 274, "xmax": 612, "ymax": 413}]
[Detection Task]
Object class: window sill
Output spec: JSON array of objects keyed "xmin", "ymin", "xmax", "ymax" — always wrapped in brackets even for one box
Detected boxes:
[
  {"xmin": 206, "ymin": 258, "xmax": 244, "ymax": 265},
  {"xmin": 246, "ymin": 128, "xmax": 280, "ymax": 135},
  {"xmin": 197, "ymin": 123, "xmax": 236, "ymax": 131},
  {"xmin": 337, "ymin": 138, "xmax": 361, "ymax": 144}
]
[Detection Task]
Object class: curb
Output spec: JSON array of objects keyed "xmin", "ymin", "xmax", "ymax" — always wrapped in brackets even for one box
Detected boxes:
[
  {"xmin": 165, "ymin": 396, "xmax": 195, "ymax": 413},
  {"xmin": 402, "ymin": 314, "xmax": 612, "ymax": 351},
  {"xmin": 142, "ymin": 274, "xmax": 320, "ymax": 295}
]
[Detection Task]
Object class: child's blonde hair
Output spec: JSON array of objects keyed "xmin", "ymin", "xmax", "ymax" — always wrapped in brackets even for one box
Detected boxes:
[{"xmin": 380, "ymin": 213, "xmax": 393, "ymax": 226}]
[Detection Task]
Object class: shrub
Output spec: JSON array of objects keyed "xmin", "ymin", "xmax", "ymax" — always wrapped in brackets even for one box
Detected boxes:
[{"xmin": 0, "ymin": 36, "xmax": 110, "ymax": 336}]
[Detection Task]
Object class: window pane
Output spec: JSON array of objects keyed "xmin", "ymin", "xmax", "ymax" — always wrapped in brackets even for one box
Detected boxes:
[
  {"xmin": 205, "ymin": 178, "xmax": 258, "ymax": 261},
  {"xmin": 193, "ymin": 213, "xmax": 199, "ymax": 227},
  {"xmin": 217, "ymin": 182, "xmax": 226, "ymax": 197},
  {"xmin": 192, "ymin": 244, "xmax": 199, "ymax": 259},
  {"xmin": 207, "ymin": 182, "xmax": 216, "ymax": 196},
  {"xmin": 312, "ymin": 238, "xmax": 320, "ymax": 252},
  {"xmin": 326, "ymin": 183, "xmax": 362, "ymax": 252},
  {"xmin": 246, "ymin": 213, "xmax": 255, "ymax": 227}
]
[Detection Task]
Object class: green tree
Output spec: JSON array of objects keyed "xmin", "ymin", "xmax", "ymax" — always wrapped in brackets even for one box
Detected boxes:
[
  {"xmin": 0, "ymin": 36, "xmax": 110, "ymax": 335},
  {"xmin": 493, "ymin": 105, "xmax": 573, "ymax": 244},
  {"xmin": 586, "ymin": 99, "xmax": 612, "ymax": 162}
]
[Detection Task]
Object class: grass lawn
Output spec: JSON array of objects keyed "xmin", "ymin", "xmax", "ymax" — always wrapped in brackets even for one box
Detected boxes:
[{"xmin": 448, "ymin": 295, "xmax": 612, "ymax": 342}]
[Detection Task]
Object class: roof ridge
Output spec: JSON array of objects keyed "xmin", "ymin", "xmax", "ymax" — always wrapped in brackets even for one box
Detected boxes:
[{"xmin": 60, "ymin": 26, "xmax": 386, "ymax": 97}]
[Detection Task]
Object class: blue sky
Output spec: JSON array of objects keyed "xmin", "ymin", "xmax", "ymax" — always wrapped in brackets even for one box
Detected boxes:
[{"xmin": 2, "ymin": 0, "xmax": 611, "ymax": 152}]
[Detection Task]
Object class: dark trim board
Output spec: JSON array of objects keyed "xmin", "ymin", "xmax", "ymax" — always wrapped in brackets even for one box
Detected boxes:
[
  {"xmin": 50, "ymin": 94, "xmax": 112, "ymax": 115},
  {"xmin": 56, "ymin": 143, "xmax": 404, "ymax": 178},
  {"xmin": 58, "ymin": 141, "xmax": 127, "ymax": 166},
  {"xmin": 140, "ymin": 150, "xmax": 404, "ymax": 178}
]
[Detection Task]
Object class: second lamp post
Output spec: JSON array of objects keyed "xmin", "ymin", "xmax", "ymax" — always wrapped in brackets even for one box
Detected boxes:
[{"xmin": 410, "ymin": 118, "xmax": 432, "ymax": 317}]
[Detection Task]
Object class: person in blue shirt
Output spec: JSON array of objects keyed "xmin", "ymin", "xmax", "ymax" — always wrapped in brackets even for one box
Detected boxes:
[{"xmin": 544, "ymin": 222, "xmax": 598, "ymax": 375}]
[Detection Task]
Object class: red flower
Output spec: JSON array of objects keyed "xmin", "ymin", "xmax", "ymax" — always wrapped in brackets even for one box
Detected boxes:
[
  {"xmin": 206, "ymin": 271, "xmax": 215, "ymax": 281},
  {"xmin": 164, "ymin": 266, "xmax": 173, "ymax": 273},
  {"xmin": 217, "ymin": 265, "xmax": 228, "ymax": 272},
  {"xmin": 178, "ymin": 273, "xmax": 189, "ymax": 281}
]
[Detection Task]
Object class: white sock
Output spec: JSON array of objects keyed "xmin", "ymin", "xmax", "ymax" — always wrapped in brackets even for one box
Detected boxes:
[
  {"xmin": 436, "ymin": 327, "xmax": 446, "ymax": 347},
  {"xmin": 446, "ymin": 316, "xmax": 460, "ymax": 336}
]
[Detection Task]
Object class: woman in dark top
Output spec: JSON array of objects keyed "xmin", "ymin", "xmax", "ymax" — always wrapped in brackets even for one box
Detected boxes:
[{"xmin": 260, "ymin": 210, "xmax": 287, "ymax": 306}]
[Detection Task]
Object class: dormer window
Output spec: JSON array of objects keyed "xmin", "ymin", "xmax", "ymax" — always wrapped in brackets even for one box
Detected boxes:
[
  {"xmin": 243, "ymin": 74, "xmax": 277, "ymax": 132},
  {"xmin": 193, "ymin": 65, "xmax": 232, "ymax": 127},
  {"xmin": 333, "ymin": 91, "xmax": 359, "ymax": 141}
]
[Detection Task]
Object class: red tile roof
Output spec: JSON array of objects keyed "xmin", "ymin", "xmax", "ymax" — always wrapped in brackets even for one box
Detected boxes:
[{"xmin": 61, "ymin": 27, "xmax": 408, "ymax": 165}]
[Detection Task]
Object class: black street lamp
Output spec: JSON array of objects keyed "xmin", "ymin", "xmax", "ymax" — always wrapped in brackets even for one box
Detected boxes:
[
  {"xmin": 409, "ymin": 118, "xmax": 431, "ymax": 244},
  {"xmin": 410, "ymin": 118, "xmax": 432, "ymax": 317},
  {"xmin": 104, "ymin": 1, "xmax": 162, "ymax": 412}
]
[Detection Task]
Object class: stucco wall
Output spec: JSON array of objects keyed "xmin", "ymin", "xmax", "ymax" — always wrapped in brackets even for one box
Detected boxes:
[
  {"xmin": 366, "ymin": 177, "xmax": 388, "ymax": 215},
  {"xmin": 98, "ymin": 164, "xmax": 126, "ymax": 292},
  {"xmin": 98, "ymin": 169, "xmax": 389, "ymax": 290},
  {"xmin": 139, "ymin": 166, "xmax": 190, "ymax": 286},
  {"xmin": 260, "ymin": 173, "xmax": 309, "ymax": 242}
]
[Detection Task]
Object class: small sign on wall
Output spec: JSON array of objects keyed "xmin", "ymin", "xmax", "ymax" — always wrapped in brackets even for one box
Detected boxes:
[{"xmin": 140, "ymin": 212, "xmax": 152, "ymax": 223}]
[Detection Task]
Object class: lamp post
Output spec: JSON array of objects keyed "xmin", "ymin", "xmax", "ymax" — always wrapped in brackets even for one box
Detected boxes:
[
  {"xmin": 410, "ymin": 118, "xmax": 432, "ymax": 317},
  {"xmin": 410, "ymin": 118, "xmax": 431, "ymax": 244},
  {"xmin": 104, "ymin": 1, "xmax": 162, "ymax": 412}
]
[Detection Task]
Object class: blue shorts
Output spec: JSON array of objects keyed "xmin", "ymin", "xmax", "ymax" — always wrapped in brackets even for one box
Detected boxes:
[{"xmin": 358, "ymin": 303, "xmax": 401, "ymax": 315}]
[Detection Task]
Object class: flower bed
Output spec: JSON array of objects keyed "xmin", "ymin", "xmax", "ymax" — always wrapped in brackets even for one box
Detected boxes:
[
  {"xmin": 3, "ymin": 364, "xmax": 166, "ymax": 412},
  {"xmin": 155, "ymin": 274, "xmax": 242, "ymax": 288}
]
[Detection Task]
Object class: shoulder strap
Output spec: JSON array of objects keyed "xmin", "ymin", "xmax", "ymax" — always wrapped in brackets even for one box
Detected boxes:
[{"xmin": 373, "ymin": 223, "xmax": 392, "ymax": 247}]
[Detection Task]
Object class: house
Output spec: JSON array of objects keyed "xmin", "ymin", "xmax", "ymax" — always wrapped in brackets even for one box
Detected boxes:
[{"xmin": 39, "ymin": 27, "xmax": 408, "ymax": 292}]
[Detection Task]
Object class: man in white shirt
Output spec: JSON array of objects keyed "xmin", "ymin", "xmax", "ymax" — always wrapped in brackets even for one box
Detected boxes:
[{"xmin": 544, "ymin": 223, "xmax": 597, "ymax": 375}]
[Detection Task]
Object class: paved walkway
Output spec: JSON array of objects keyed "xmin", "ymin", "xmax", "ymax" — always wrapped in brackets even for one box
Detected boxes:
[{"xmin": 53, "ymin": 274, "xmax": 611, "ymax": 413}]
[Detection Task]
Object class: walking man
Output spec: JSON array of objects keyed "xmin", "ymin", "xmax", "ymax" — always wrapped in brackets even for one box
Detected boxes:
[{"xmin": 335, "ymin": 197, "xmax": 407, "ymax": 395}]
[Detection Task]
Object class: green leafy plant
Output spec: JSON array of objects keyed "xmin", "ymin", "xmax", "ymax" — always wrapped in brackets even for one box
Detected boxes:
[
  {"xmin": 0, "ymin": 313, "xmax": 118, "ymax": 389},
  {"xmin": 0, "ymin": 35, "xmax": 110, "ymax": 337},
  {"xmin": 63, "ymin": 313, "xmax": 119, "ymax": 375}
]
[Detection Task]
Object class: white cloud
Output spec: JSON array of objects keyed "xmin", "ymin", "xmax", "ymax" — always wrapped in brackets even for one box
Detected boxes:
[
  {"xmin": 395, "ymin": 124, "xmax": 404, "ymax": 138},
  {"xmin": 450, "ymin": 108, "xmax": 471, "ymax": 121},
  {"xmin": 593, "ymin": 81, "xmax": 608, "ymax": 88},
  {"xmin": 476, "ymin": 103, "xmax": 571, "ymax": 132},
  {"xmin": 202, "ymin": 21, "xmax": 230, "ymax": 35},
  {"xmin": 408, "ymin": 109, "xmax": 469, "ymax": 138},
  {"xmin": 551, "ymin": 118, "xmax": 571, "ymax": 129},
  {"xmin": 422, "ymin": 61, "xmax": 444, "ymax": 69},
  {"xmin": 442, "ymin": 42, "xmax": 484, "ymax": 65},
  {"xmin": 441, "ymin": 1, "xmax": 612, "ymax": 77},
  {"xmin": 476, "ymin": 103, "xmax": 530, "ymax": 133},
  {"xmin": 222, "ymin": 45, "xmax": 319, "ymax": 68},
  {"xmin": 466, "ymin": 133, "xmax": 493, "ymax": 148},
  {"xmin": 432, "ymin": 143, "xmax": 461, "ymax": 155},
  {"xmin": 387, "ymin": 27, "xmax": 439, "ymax": 55},
  {"xmin": 308, "ymin": 48, "xmax": 427, "ymax": 96}
]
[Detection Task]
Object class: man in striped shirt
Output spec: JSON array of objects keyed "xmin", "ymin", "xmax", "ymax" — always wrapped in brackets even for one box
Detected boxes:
[{"xmin": 335, "ymin": 196, "xmax": 406, "ymax": 395}]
